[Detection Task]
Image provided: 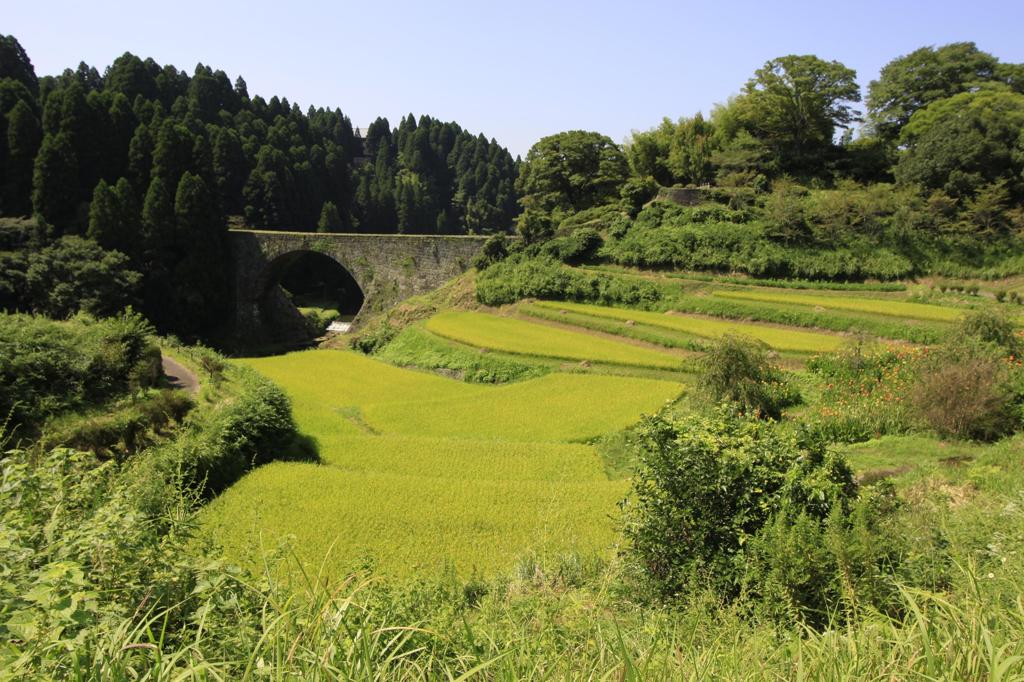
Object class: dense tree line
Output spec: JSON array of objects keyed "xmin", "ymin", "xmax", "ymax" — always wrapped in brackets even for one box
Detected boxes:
[
  {"xmin": 513, "ymin": 43, "xmax": 1024, "ymax": 272},
  {"xmin": 620, "ymin": 44, "xmax": 1024, "ymax": 195},
  {"xmin": 0, "ymin": 35, "xmax": 519, "ymax": 336}
]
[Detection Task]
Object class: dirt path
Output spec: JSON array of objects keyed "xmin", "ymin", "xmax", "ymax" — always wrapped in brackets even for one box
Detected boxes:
[{"xmin": 162, "ymin": 355, "xmax": 199, "ymax": 395}]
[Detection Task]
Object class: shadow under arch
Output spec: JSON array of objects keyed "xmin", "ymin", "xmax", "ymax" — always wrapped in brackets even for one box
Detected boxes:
[{"xmin": 256, "ymin": 250, "xmax": 365, "ymax": 345}]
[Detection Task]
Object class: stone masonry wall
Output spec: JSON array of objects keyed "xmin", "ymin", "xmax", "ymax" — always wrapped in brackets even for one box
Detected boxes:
[{"xmin": 229, "ymin": 230, "xmax": 490, "ymax": 344}]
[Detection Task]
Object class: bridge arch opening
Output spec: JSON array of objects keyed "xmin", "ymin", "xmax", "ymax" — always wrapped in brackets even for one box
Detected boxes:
[{"xmin": 260, "ymin": 250, "xmax": 364, "ymax": 341}]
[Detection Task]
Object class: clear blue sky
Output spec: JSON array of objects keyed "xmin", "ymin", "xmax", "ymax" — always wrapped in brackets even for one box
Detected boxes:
[{"xmin": 7, "ymin": 0, "xmax": 1024, "ymax": 157}]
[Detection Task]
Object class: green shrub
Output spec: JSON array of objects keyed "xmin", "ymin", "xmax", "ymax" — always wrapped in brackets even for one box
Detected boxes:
[
  {"xmin": 697, "ymin": 335, "xmax": 801, "ymax": 419},
  {"xmin": 182, "ymin": 366, "xmax": 313, "ymax": 495},
  {"xmin": 41, "ymin": 389, "xmax": 195, "ymax": 458},
  {"xmin": 744, "ymin": 482, "xmax": 904, "ymax": 627},
  {"xmin": 951, "ymin": 308, "xmax": 1023, "ymax": 357},
  {"xmin": 555, "ymin": 203, "xmax": 628, "ymax": 233},
  {"xmin": 0, "ymin": 311, "xmax": 160, "ymax": 431},
  {"xmin": 622, "ymin": 411, "xmax": 898, "ymax": 626},
  {"xmin": 543, "ymin": 227, "xmax": 603, "ymax": 264},
  {"xmin": 350, "ymin": 319, "xmax": 399, "ymax": 354},
  {"xmin": 471, "ymin": 233, "xmax": 511, "ymax": 270},
  {"xmin": 187, "ymin": 344, "xmax": 228, "ymax": 384},
  {"xmin": 300, "ymin": 307, "xmax": 339, "ymax": 336},
  {"xmin": 600, "ymin": 201, "xmax": 916, "ymax": 281},
  {"xmin": 475, "ymin": 255, "xmax": 661, "ymax": 307}
]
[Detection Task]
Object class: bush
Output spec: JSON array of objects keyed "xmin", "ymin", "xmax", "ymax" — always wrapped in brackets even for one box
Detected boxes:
[
  {"xmin": 475, "ymin": 255, "xmax": 660, "ymax": 307},
  {"xmin": 743, "ymin": 482, "xmax": 904, "ymax": 627},
  {"xmin": 301, "ymin": 307, "xmax": 339, "ymax": 336},
  {"xmin": 471, "ymin": 233, "xmax": 511, "ymax": 270},
  {"xmin": 911, "ymin": 342, "xmax": 1019, "ymax": 441},
  {"xmin": 542, "ymin": 227, "xmax": 603, "ymax": 264},
  {"xmin": 951, "ymin": 308, "xmax": 1023, "ymax": 357},
  {"xmin": 620, "ymin": 177, "xmax": 657, "ymax": 216},
  {"xmin": 40, "ymin": 390, "xmax": 195, "ymax": 458},
  {"xmin": 350, "ymin": 319, "xmax": 399, "ymax": 354},
  {"xmin": 182, "ymin": 366, "xmax": 313, "ymax": 495},
  {"xmin": 600, "ymin": 200, "xmax": 917, "ymax": 281},
  {"xmin": 23, "ymin": 236, "xmax": 141, "ymax": 318},
  {"xmin": 622, "ymin": 411, "xmax": 897, "ymax": 625},
  {"xmin": 0, "ymin": 311, "xmax": 160, "ymax": 431},
  {"xmin": 697, "ymin": 335, "xmax": 801, "ymax": 419}
]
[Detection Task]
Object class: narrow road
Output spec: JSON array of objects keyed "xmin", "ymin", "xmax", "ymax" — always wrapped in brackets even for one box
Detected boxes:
[{"xmin": 161, "ymin": 355, "xmax": 200, "ymax": 395}]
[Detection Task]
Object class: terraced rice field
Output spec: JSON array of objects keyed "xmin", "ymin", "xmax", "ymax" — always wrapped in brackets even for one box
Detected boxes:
[
  {"xmin": 713, "ymin": 289, "xmax": 964, "ymax": 322},
  {"xmin": 203, "ymin": 349, "xmax": 683, "ymax": 577},
  {"xmin": 205, "ymin": 281, "xmax": 984, "ymax": 580},
  {"xmin": 529, "ymin": 301, "xmax": 844, "ymax": 353},
  {"xmin": 425, "ymin": 310, "xmax": 686, "ymax": 369}
]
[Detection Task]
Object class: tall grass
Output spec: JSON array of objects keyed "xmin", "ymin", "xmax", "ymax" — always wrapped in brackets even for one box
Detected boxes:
[{"xmin": 31, "ymin": 558, "xmax": 1024, "ymax": 680}]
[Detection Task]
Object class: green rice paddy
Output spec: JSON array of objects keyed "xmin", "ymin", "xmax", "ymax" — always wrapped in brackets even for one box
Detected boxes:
[
  {"xmin": 425, "ymin": 311, "xmax": 686, "ymax": 368},
  {"xmin": 713, "ymin": 289, "xmax": 964, "ymax": 322},
  {"xmin": 529, "ymin": 300, "xmax": 845, "ymax": 353},
  {"xmin": 203, "ymin": 348, "xmax": 682, "ymax": 577}
]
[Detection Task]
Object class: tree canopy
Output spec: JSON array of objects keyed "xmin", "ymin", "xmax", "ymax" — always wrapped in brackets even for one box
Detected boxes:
[
  {"xmin": 0, "ymin": 34, "xmax": 521, "ymax": 337},
  {"xmin": 735, "ymin": 55, "xmax": 861, "ymax": 175},
  {"xmin": 895, "ymin": 86, "xmax": 1024, "ymax": 198},
  {"xmin": 867, "ymin": 42, "xmax": 1007, "ymax": 141},
  {"xmin": 516, "ymin": 130, "xmax": 629, "ymax": 218}
]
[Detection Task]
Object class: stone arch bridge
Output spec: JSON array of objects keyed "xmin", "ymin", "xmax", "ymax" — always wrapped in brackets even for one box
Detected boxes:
[{"xmin": 229, "ymin": 229, "xmax": 491, "ymax": 344}]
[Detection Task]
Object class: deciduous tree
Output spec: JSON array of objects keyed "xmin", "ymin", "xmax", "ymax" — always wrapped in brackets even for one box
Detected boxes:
[
  {"xmin": 737, "ymin": 55, "xmax": 861, "ymax": 175},
  {"xmin": 516, "ymin": 130, "xmax": 628, "ymax": 217}
]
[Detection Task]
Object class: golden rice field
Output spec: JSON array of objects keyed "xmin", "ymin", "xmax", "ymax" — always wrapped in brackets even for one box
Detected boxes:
[
  {"xmin": 530, "ymin": 300, "xmax": 844, "ymax": 353},
  {"xmin": 202, "ymin": 349, "xmax": 683, "ymax": 577},
  {"xmin": 713, "ymin": 289, "xmax": 964, "ymax": 322},
  {"xmin": 207, "ymin": 464, "xmax": 627, "ymax": 578},
  {"xmin": 425, "ymin": 311, "xmax": 685, "ymax": 369}
]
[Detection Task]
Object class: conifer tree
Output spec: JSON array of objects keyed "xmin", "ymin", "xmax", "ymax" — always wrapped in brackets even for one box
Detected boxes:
[
  {"xmin": 127, "ymin": 122, "xmax": 154, "ymax": 194},
  {"xmin": 141, "ymin": 175, "xmax": 174, "ymax": 255},
  {"xmin": 31, "ymin": 132, "xmax": 80, "ymax": 230},
  {"xmin": 317, "ymin": 201, "xmax": 342, "ymax": 232},
  {"xmin": 4, "ymin": 98, "xmax": 41, "ymax": 214},
  {"xmin": 0, "ymin": 35, "xmax": 38, "ymax": 95},
  {"xmin": 172, "ymin": 171, "xmax": 227, "ymax": 334},
  {"xmin": 87, "ymin": 177, "xmax": 138, "ymax": 255}
]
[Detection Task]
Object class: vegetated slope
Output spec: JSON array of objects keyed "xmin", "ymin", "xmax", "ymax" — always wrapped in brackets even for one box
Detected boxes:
[
  {"xmin": 203, "ymin": 349, "xmax": 683, "ymax": 577},
  {"xmin": 528, "ymin": 300, "xmax": 845, "ymax": 353},
  {"xmin": 425, "ymin": 311, "xmax": 686, "ymax": 369}
]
